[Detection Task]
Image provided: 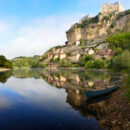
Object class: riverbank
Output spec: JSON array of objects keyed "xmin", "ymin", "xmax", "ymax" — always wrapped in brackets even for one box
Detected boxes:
[{"xmin": 99, "ymin": 76, "xmax": 130, "ymax": 130}]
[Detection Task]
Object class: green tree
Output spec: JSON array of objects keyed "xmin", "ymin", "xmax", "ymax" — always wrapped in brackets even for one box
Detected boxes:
[
  {"xmin": 107, "ymin": 32, "xmax": 130, "ymax": 50},
  {"xmin": 112, "ymin": 50, "xmax": 130, "ymax": 70}
]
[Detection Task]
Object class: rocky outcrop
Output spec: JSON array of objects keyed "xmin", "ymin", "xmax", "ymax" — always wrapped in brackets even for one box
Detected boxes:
[{"xmin": 66, "ymin": 10, "xmax": 130, "ymax": 45}]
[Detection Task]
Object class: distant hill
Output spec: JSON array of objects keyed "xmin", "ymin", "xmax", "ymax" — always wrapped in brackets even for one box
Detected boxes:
[{"xmin": 12, "ymin": 55, "xmax": 41, "ymax": 69}]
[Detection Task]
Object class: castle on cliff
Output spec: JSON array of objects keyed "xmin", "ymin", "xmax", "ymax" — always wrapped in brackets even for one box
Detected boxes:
[
  {"xmin": 80, "ymin": 2, "xmax": 125, "ymax": 23},
  {"xmin": 101, "ymin": 2, "xmax": 124, "ymax": 15}
]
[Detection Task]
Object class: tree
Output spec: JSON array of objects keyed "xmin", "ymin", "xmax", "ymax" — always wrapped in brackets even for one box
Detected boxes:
[
  {"xmin": 107, "ymin": 32, "xmax": 130, "ymax": 50},
  {"xmin": 112, "ymin": 50, "xmax": 130, "ymax": 70}
]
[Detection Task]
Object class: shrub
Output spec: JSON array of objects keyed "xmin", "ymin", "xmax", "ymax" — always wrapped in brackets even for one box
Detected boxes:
[
  {"xmin": 85, "ymin": 61, "xmax": 94, "ymax": 68},
  {"xmin": 42, "ymin": 54, "xmax": 47, "ymax": 60},
  {"xmin": 50, "ymin": 58, "xmax": 55, "ymax": 62},
  {"xmin": 92, "ymin": 59, "xmax": 107, "ymax": 69},
  {"xmin": 79, "ymin": 56, "xmax": 86, "ymax": 66},
  {"xmin": 79, "ymin": 55, "xmax": 94, "ymax": 67},
  {"xmin": 109, "ymin": 13, "xmax": 113, "ymax": 18},
  {"xmin": 60, "ymin": 60, "xmax": 73, "ymax": 67},
  {"xmin": 112, "ymin": 50, "xmax": 130, "ymax": 69},
  {"xmin": 114, "ymin": 47, "xmax": 123, "ymax": 56},
  {"xmin": 42, "ymin": 64, "xmax": 47, "ymax": 68},
  {"xmin": 85, "ymin": 55, "xmax": 93, "ymax": 61},
  {"xmin": 76, "ymin": 15, "xmax": 99, "ymax": 28},
  {"xmin": 102, "ymin": 16, "xmax": 110, "ymax": 22},
  {"xmin": 67, "ymin": 51, "xmax": 71, "ymax": 56},
  {"xmin": 110, "ymin": 22, "xmax": 115, "ymax": 28},
  {"xmin": 125, "ymin": 9, "xmax": 130, "ymax": 15}
]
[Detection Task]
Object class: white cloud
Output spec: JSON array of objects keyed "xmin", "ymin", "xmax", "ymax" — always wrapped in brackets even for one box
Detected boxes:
[
  {"xmin": 4, "ymin": 77, "xmax": 69, "ymax": 111},
  {"xmin": 0, "ymin": 13, "xmax": 84, "ymax": 59}
]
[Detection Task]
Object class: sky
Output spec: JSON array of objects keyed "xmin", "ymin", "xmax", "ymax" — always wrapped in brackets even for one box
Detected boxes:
[{"xmin": 0, "ymin": 0, "xmax": 129, "ymax": 59}]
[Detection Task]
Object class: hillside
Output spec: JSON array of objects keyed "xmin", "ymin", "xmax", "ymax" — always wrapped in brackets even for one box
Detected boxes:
[
  {"xmin": 12, "ymin": 55, "xmax": 41, "ymax": 69},
  {"xmin": 38, "ymin": 8, "xmax": 130, "ymax": 70}
]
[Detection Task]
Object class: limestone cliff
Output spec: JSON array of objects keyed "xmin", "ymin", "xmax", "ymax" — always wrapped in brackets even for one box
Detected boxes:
[{"xmin": 66, "ymin": 10, "xmax": 130, "ymax": 45}]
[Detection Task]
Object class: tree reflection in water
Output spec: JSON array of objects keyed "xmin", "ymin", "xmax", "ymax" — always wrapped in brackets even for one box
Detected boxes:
[{"xmin": 0, "ymin": 68, "xmax": 123, "ymax": 129}]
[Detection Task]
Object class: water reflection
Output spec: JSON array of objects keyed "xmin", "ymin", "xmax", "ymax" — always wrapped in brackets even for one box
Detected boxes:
[
  {"xmin": 0, "ymin": 71, "xmax": 12, "ymax": 83},
  {"xmin": 0, "ymin": 69, "xmax": 122, "ymax": 130}
]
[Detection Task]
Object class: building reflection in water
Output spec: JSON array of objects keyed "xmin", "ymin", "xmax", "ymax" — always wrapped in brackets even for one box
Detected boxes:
[{"xmin": 0, "ymin": 68, "xmax": 122, "ymax": 129}]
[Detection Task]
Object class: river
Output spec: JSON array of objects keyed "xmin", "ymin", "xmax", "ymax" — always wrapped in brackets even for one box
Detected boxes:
[{"xmin": 0, "ymin": 69, "xmax": 122, "ymax": 130}]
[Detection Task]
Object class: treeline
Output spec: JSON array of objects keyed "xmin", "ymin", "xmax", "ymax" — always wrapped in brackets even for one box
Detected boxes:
[
  {"xmin": 0, "ymin": 55, "xmax": 12, "ymax": 69},
  {"xmin": 12, "ymin": 55, "xmax": 40, "ymax": 69}
]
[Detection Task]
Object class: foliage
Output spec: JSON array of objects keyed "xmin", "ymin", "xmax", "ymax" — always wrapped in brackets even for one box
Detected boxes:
[
  {"xmin": 125, "ymin": 9, "xmax": 130, "ymax": 15},
  {"xmin": 12, "ymin": 56, "xmax": 40, "ymax": 68},
  {"xmin": 92, "ymin": 59, "xmax": 107, "ymax": 69},
  {"xmin": 98, "ymin": 12, "xmax": 102, "ymax": 15},
  {"xmin": 50, "ymin": 58, "xmax": 60, "ymax": 63},
  {"xmin": 116, "ymin": 9, "xmax": 130, "ymax": 20},
  {"xmin": 85, "ymin": 59, "xmax": 107, "ymax": 69},
  {"xmin": 111, "ymin": 50, "xmax": 130, "ymax": 70},
  {"xmin": 0, "ymin": 55, "xmax": 12, "ymax": 69},
  {"xmin": 60, "ymin": 60, "xmax": 73, "ymax": 67},
  {"xmin": 125, "ymin": 74, "xmax": 130, "ymax": 102},
  {"xmin": 85, "ymin": 55, "xmax": 93, "ymax": 61},
  {"xmin": 107, "ymin": 32, "xmax": 130, "ymax": 50},
  {"xmin": 0, "ymin": 71, "xmax": 12, "ymax": 83},
  {"xmin": 114, "ymin": 47, "xmax": 123, "ymax": 56},
  {"xmin": 79, "ymin": 55, "xmax": 93, "ymax": 67},
  {"xmin": 109, "ymin": 13, "xmax": 113, "ymax": 18},
  {"xmin": 85, "ymin": 61, "xmax": 94, "ymax": 68},
  {"xmin": 67, "ymin": 51, "xmax": 71, "ymax": 56},
  {"xmin": 110, "ymin": 22, "xmax": 116, "ymax": 28},
  {"xmin": 76, "ymin": 15, "xmax": 99, "ymax": 28},
  {"xmin": 42, "ymin": 54, "xmax": 47, "ymax": 61},
  {"xmin": 102, "ymin": 16, "xmax": 110, "ymax": 22}
]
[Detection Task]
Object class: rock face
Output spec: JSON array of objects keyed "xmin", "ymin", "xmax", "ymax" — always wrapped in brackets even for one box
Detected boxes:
[{"xmin": 66, "ymin": 10, "xmax": 130, "ymax": 45}]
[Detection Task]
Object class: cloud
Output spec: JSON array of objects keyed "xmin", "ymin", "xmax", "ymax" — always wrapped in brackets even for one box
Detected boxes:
[
  {"xmin": 4, "ymin": 77, "xmax": 69, "ymax": 111},
  {"xmin": 0, "ymin": 13, "xmax": 84, "ymax": 59}
]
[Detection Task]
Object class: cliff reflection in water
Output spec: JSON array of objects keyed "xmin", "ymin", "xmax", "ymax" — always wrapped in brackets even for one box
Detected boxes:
[{"xmin": 0, "ymin": 69, "xmax": 122, "ymax": 129}]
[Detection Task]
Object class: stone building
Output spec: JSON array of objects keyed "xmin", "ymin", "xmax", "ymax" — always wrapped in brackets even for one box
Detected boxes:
[
  {"xmin": 79, "ymin": 14, "xmax": 92, "ymax": 23},
  {"xmin": 101, "ymin": 2, "xmax": 125, "ymax": 15}
]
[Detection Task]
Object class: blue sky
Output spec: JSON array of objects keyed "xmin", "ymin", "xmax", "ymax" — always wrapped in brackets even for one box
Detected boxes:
[{"xmin": 0, "ymin": 0, "xmax": 129, "ymax": 59}]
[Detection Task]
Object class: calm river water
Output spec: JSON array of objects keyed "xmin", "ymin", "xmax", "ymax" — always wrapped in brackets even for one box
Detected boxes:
[{"xmin": 0, "ymin": 69, "xmax": 121, "ymax": 130}]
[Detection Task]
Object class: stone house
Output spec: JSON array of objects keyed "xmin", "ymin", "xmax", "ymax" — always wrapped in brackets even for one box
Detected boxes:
[
  {"xmin": 59, "ymin": 53, "xmax": 66, "ymax": 60},
  {"xmin": 95, "ymin": 49, "xmax": 114, "ymax": 60},
  {"xmin": 68, "ymin": 54, "xmax": 80, "ymax": 63},
  {"xmin": 79, "ymin": 14, "xmax": 92, "ymax": 23}
]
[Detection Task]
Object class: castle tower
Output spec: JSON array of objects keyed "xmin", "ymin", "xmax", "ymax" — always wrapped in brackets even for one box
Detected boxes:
[{"xmin": 101, "ymin": 2, "xmax": 125, "ymax": 15}]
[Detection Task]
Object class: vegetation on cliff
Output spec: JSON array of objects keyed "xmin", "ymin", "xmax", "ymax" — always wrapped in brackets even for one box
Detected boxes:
[
  {"xmin": 76, "ymin": 15, "xmax": 99, "ymax": 28},
  {"xmin": 107, "ymin": 32, "xmax": 130, "ymax": 50}
]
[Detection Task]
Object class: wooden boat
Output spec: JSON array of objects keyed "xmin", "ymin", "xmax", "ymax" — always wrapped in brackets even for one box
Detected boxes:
[{"xmin": 86, "ymin": 85, "xmax": 118, "ymax": 98}]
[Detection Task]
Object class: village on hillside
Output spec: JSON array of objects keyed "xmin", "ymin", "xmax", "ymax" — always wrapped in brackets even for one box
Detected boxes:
[{"xmin": 39, "ymin": 2, "xmax": 129, "ymax": 68}]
